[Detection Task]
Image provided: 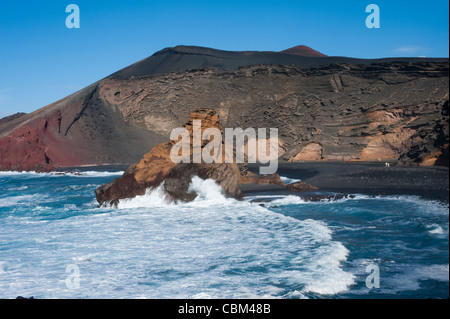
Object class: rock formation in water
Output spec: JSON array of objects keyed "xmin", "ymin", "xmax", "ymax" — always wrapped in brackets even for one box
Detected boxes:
[
  {"xmin": 1, "ymin": 45, "xmax": 448, "ymax": 171},
  {"xmin": 95, "ymin": 108, "xmax": 301, "ymax": 206}
]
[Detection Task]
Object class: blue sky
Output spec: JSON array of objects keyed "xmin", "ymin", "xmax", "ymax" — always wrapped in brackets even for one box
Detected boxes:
[{"xmin": 0, "ymin": 0, "xmax": 448, "ymax": 117}]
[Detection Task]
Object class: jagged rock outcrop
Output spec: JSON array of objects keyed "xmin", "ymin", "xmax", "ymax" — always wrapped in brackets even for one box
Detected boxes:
[
  {"xmin": 105, "ymin": 60, "xmax": 449, "ymax": 167},
  {"xmin": 0, "ymin": 84, "xmax": 166, "ymax": 171},
  {"xmin": 96, "ymin": 108, "xmax": 319, "ymax": 206},
  {"xmin": 286, "ymin": 181, "xmax": 319, "ymax": 192},
  {"xmin": 1, "ymin": 45, "xmax": 448, "ymax": 171},
  {"xmin": 95, "ymin": 108, "xmax": 298, "ymax": 206}
]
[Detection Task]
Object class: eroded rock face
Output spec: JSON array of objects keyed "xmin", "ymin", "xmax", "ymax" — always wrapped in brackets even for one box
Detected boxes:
[
  {"xmin": 164, "ymin": 163, "xmax": 243, "ymax": 202},
  {"xmin": 289, "ymin": 142, "xmax": 324, "ymax": 161},
  {"xmin": 103, "ymin": 60, "xmax": 449, "ymax": 167},
  {"xmin": 1, "ymin": 46, "xmax": 448, "ymax": 171},
  {"xmin": 95, "ymin": 109, "xmax": 244, "ymax": 206},
  {"xmin": 286, "ymin": 182, "xmax": 319, "ymax": 192},
  {"xmin": 95, "ymin": 108, "xmax": 317, "ymax": 206},
  {"xmin": 95, "ymin": 141, "xmax": 176, "ymax": 206},
  {"xmin": 0, "ymin": 85, "xmax": 166, "ymax": 171}
]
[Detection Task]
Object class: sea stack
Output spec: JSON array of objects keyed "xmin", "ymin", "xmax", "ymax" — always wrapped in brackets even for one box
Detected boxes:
[
  {"xmin": 95, "ymin": 108, "xmax": 239, "ymax": 205},
  {"xmin": 95, "ymin": 108, "xmax": 318, "ymax": 206}
]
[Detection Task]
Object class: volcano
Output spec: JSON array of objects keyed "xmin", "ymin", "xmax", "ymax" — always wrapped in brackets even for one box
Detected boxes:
[
  {"xmin": 280, "ymin": 45, "xmax": 328, "ymax": 57},
  {"xmin": 0, "ymin": 45, "xmax": 448, "ymax": 171}
]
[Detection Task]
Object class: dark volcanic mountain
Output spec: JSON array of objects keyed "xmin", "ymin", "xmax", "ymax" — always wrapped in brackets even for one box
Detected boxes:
[
  {"xmin": 280, "ymin": 45, "xmax": 328, "ymax": 57},
  {"xmin": 111, "ymin": 45, "xmax": 444, "ymax": 78},
  {"xmin": 0, "ymin": 45, "xmax": 448, "ymax": 171},
  {"xmin": 0, "ymin": 112, "xmax": 27, "ymax": 126}
]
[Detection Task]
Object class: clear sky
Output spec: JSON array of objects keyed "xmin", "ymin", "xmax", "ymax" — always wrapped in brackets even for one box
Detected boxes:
[{"xmin": 0, "ymin": 0, "xmax": 448, "ymax": 117}]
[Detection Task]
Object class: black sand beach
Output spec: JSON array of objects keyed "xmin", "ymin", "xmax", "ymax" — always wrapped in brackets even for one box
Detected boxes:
[
  {"xmin": 57, "ymin": 161, "xmax": 449, "ymax": 203},
  {"xmin": 245, "ymin": 161, "xmax": 449, "ymax": 203}
]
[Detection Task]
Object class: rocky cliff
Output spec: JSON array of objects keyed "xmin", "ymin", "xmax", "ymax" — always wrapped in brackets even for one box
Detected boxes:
[
  {"xmin": 95, "ymin": 108, "xmax": 300, "ymax": 206},
  {"xmin": 0, "ymin": 46, "xmax": 448, "ymax": 171}
]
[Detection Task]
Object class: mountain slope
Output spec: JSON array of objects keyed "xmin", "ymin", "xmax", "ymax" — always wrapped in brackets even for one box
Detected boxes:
[
  {"xmin": 110, "ymin": 45, "xmax": 447, "ymax": 78},
  {"xmin": 0, "ymin": 46, "xmax": 448, "ymax": 171},
  {"xmin": 280, "ymin": 45, "xmax": 328, "ymax": 57}
]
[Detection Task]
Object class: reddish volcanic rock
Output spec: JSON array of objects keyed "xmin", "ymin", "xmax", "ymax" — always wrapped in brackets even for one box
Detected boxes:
[
  {"xmin": 239, "ymin": 171, "xmax": 286, "ymax": 187},
  {"xmin": 95, "ymin": 108, "xmax": 318, "ymax": 206},
  {"xmin": 0, "ymin": 84, "xmax": 167, "ymax": 171},
  {"xmin": 1, "ymin": 45, "xmax": 447, "ymax": 172},
  {"xmin": 94, "ymin": 141, "xmax": 175, "ymax": 206},
  {"xmin": 95, "ymin": 108, "xmax": 244, "ymax": 206},
  {"xmin": 281, "ymin": 45, "xmax": 327, "ymax": 57},
  {"xmin": 0, "ymin": 110, "xmax": 84, "ymax": 171},
  {"xmin": 0, "ymin": 112, "xmax": 27, "ymax": 126},
  {"xmin": 286, "ymin": 181, "xmax": 319, "ymax": 192}
]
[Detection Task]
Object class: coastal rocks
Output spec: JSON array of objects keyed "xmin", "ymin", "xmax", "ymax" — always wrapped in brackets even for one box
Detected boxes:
[
  {"xmin": 286, "ymin": 181, "xmax": 319, "ymax": 192},
  {"xmin": 396, "ymin": 100, "xmax": 449, "ymax": 166},
  {"xmin": 95, "ymin": 138, "xmax": 180, "ymax": 206},
  {"xmin": 0, "ymin": 113, "xmax": 62, "ymax": 172},
  {"xmin": 239, "ymin": 171, "xmax": 286, "ymax": 187},
  {"xmin": 95, "ymin": 108, "xmax": 318, "ymax": 206},
  {"xmin": 289, "ymin": 142, "xmax": 324, "ymax": 161},
  {"xmin": 0, "ymin": 85, "xmax": 167, "ymax": 172},
  {"xmin": 164, "ymin": 163, "xmax": 242, "ymax": 202},
  {"xmin": 95, "ymin": 109, "xmax": 243, "ymax": 206}
]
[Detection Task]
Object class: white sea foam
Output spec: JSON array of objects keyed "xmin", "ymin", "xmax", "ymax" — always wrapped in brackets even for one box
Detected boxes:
[
  {"xmin": 0, "ymin": 170, "xmax": 124, "ymax": 178},
  {"xmin": 426, "ymin": 223, "xmax": 447, "ymax": 236},
  {"xmin": 68, "ymin": 171, "xmax": 124, "ymax": 177},
  {"xmin": 0, "ymin": 175, "xmax": 356, "ymax": 298},
  {"xmin": 0, "ymin": 194, "xmax": 45, "ymax": 208},
  {"xmin": 302, "ymin": 242, "xmax": 355, "ymax": 295},
  {"xmin": 279, "ymin": 176, "xmax": 302, "ymax": 184},
  {"xmin": 117, "ymin": 183, "xmax": 173, "ymax": 209},
  {"xmin": 272, "ymin": 192, "xmax": 450, "ymax": 212},
  {"xmin": 387, "ymin": 264, "xmax": 450, "ymax": 293},
  {"xmin": 0, "ymin": 171, "xmax": 33, "ymax": 176},
  {"xmin": 245, "ymin": 193, "xmax": 374, "ymax": 207},
  {"xmin": 265, "ymin": 195, "xmax": 307, "ymax": 206},
  {"xmin": 372, "ymin": 195, "xmax": 449, "ymax": 215},
  {"xmin": 13, "ymin": 175, "xmax": 448, "ymax": 298},
  {"xmin": 109, "ymin": 176, "xmax": 355, "ymax": 297},
  {"xmin": 0, "ymin": 262, "xmax": 6, "ymax": 274},
  {"xmin": 245, "ymin": 193, "xmax": 376, "ymax": 207},
  {"xmin": 57, "ymin": 184, "xmax": 98, "ymax": 192},
  {"xmin": 116, "ymin": 176, "xmax": 235, "ymax": 209},
  {"xmin": 6, "ymin": 186, "xmax": 28, "ymax": 191},
  {"xmin": 186, "ymin": 176, "xmax": 232, "ymax": 206}
]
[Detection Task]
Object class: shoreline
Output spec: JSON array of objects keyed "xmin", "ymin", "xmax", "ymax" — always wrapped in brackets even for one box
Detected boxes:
[
  {"xmin": 2, "ymin": 161, "xmax": 448, "ymax": 203},
  {"xmin": 246, "ymin": 161, "xmax": 449, "ymax": 203}
]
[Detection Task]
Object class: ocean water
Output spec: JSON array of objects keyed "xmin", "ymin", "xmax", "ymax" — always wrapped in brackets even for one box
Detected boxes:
[{"xmin": 0, "ymin": 170, "xmax": 448, "ymax": 299}]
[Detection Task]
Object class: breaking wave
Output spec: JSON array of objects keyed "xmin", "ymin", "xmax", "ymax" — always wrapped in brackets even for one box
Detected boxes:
[
  {"xmin": 109, "ymin": 175, "xmax": 355, "ymax": 297},
  {"xmin": 279, "ymin": 176, "xmax": 302, "ymax": 184},
  {"xmin": 1, "ymin": 172, "xmax": 447, "ymax": 299}
]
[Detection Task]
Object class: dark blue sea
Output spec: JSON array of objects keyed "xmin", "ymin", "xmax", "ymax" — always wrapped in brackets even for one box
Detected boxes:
[{"xmin": 0, "ymin": 169, "xmax": 448, "ymax": 299}]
